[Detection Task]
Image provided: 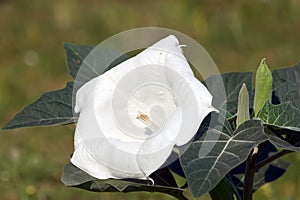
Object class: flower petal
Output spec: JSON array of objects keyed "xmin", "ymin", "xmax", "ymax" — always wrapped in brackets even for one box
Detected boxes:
[{"xmin": 71, "ymin": 35, "xmax": 217, "ymax": 180}]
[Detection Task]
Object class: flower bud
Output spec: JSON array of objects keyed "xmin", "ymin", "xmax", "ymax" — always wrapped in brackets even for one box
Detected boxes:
[
  {"xmin": 253, "ymin": 58, "xmax": 272, "ymax": 117},
  {"xmin": 237, "ymin": 83, "xmax": 250, "ymax": 126}
]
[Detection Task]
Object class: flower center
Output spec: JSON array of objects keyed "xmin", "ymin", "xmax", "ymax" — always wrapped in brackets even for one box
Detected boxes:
[
  {"xmin": 136, "ymin": 110, "xmax": 159, "ymax": 132},
  {"xmin": 124, "ymin": 82, "xmax": 179, "ymax": 139},
  {"xmin": 110, "ymin": 65, "xmax": 182, "ymax": 140},
  {"xmin": 136, "ymin": 111, "xmax": 149, "ymax": 123}
]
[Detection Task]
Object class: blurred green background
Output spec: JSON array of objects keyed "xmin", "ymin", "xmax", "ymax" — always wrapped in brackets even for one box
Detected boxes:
[{"xmin": 1, "ymin": 0, "xmax": 300, "ymax": 199}]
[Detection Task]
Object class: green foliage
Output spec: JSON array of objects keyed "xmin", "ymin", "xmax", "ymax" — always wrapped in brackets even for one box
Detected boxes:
[
  {"xmin": 64, "ymin": 43, "xmax": 94, "ymax": 79},
  {"xmin": 205, "ymin": 72, "xmax": 253, "ymax": 114},
  {"xmin": 180, "ymin": 120, "xmax": 267, "ymax": 198},
  {"xmin": 209, "ymin": 178, "xmax": 235, "ymax": 200},
  {"xmin": 61, "ymin": 163, "xmax": 187, "ymax": 199},
  {"xmin": 272, "ymin": 63, "xmax": 300, "ymax": 108},
  {"xmin": 2, "ymin": 82, "xmax": 76, "ymax": 130},
  {"xmin": 2, "ymin": 41, "xmax": 300, "ymax": 200},
  {"xmin": 1, "ymin": 1, "xmax": 300, "ymax": 200},
  {"xmin": 256, "ymin": 101, "xmax": 300, "ymax": 152},
  {"xmin": 228, "ymin": 152, "xmax": 290, "ymax": 196},
  {"xmin": 257, "ymin": 101, "xmax": 300, "ymax": 132}
]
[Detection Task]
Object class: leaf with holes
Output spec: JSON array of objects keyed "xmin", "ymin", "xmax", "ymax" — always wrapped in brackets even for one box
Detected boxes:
[{"xmin": 180, "ymin": 120, "xmax": 267, "ymax": 198}]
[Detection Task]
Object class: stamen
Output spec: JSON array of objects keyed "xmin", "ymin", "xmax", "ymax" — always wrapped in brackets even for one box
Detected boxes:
[
  {"xmin": 136, "ymin": 111, "xmax": 159, "ymax": 131},
  {"xmin": 136, "ymin": 111, "xmax": 150, "ymax": 123}
]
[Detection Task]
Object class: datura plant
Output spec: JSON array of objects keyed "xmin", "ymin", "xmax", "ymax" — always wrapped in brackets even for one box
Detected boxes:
[{"xmin": 2, "ymin": 34, "xmax": 300, "ymax": 200}]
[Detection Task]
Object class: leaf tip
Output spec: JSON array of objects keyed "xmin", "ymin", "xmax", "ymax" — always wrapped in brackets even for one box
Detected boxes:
[{"xmin": 1, "ymin": 122, "xmax": 13, "ymax": 131}]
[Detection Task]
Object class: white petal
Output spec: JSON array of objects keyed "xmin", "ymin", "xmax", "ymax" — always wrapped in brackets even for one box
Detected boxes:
[
  {"xmin": 71, "ymin": 35, "xmax": 217, "ymax": 180},
  {"xmin": 71, "ymin": 76, "xmax": 114, "ymax": 179},
  {"xmin": 164, "ymin": 51, "xmax": 217, "ymax": 145}
]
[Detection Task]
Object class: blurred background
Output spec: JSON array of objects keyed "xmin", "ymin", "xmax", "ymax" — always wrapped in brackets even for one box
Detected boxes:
[{"xmin": 1, "ymin": 0, "xmax": 300, "ymax": 199}]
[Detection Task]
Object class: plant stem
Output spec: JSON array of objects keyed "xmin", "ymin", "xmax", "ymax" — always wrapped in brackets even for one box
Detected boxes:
[
  {"xmin": 243, "ymin": 146, "xmax": 293, "ymax": 200},
  {"xmin": 243, "ymin": 149, "xmax": 257, "ymax": 200},
  {"xmin": 254, "ymin": 149, "xmax": 292, "ymax": 171}
]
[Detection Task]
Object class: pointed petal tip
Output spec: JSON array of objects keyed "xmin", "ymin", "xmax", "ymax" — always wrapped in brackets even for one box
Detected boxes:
[
  {"xmin": 152, "ymin": 35, "xmax": 180, "ymax": 49},
  {"xmin": 148, "ymin": 35, "xmax": 186, "ymax": 59},
  {"xmin": 166, "ymin": 34, "xmax": 179, "ymax": 42}
]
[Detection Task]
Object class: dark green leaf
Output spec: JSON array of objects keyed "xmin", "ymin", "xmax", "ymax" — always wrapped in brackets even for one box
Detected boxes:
[
  {"xmin": 285, "ymin": 129, "xmax": 300, "ymax": 147},
  {"xmin": 257, "ymin": 101, "xmax": 300, "ymax": 132},
  {"xmin": 209, "ymin": 178, "xmax": 235, "ymax": 200},
  {"xmin": 265, "ymin": 130, "xmax": 300, "ymax": 152},
  {"xmin": 65, "ymin": 42, "xmax": 131, "ymax": 91},
  {"xmin": 272, "ymin": 62, "xmax": 300, "ymax": 107},
  {"xmin": 2, "ymin": 82, "xmax": 76, "ymax": 130},
  {"xmin": 2, "ymin": 44, "xmax": 132, "ymax": 130},
  {"xmin": 64, "ymin": 43, "xmax": 94, "ymax": 79},
  {"xmin": 149, "ymin": 166, "xmax": 178, "ymax": 187},
  {"xmin": 205, "ymin": 72, "xmax": 253, "ymax": 114},
  {"xmin": 180, "ymin": 120, "xmax": 267, "ymax": 198},
  {"xmin": 260, "ymin": 118, "xmax": 300, "ymax": 160},
  {"xmin": 61, "ymin": 163, "xmax": 187, "ymax": 199}
]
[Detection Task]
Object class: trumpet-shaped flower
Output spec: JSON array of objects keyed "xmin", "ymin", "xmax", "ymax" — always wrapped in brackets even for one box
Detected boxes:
[{"xmin": 70, "ymin": 35, "xmax": 217, "ymax": 180}]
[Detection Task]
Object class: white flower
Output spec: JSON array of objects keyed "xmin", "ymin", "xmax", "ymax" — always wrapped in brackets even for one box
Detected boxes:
[{"xmin": 70, "ymin": 35, "xmax": 217, "ymax": 180}]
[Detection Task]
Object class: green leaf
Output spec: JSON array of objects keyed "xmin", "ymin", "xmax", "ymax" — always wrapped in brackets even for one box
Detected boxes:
[
  {"xmin": 3, "ymin": 43, "xmax": 132, "ymax": 130},
  {"xmin": 209, "ymin": 178, "xmax": 235, "ymax": 200},
  {"xmin": 61, "ymin": 163, "xmax": 187, "ymax": 199},
  {"xmin": 205, "ymin": 72, "xmax": 253, "ymax": 114},
  {"xmin": 2, "ymin": 82, "xmax": 76, "ymax": 130},
  {"xmin": 257, "ymin": 102, "xmax": 300, "ymax": 151},
  {"xmin": 272, "ymin": 62, "xmax": 300, "ymax": 107},
  {"xmin": 265, "ymin": 131, "xmax": 300, "ymax": 152},
  {"xmin": 64, "ymin": 43, "xmax": 94, "ymax": 79},
  {"xmin": 257, "ymin": 101, "xmax": 300, "ymax": 132},
  {"xmin": 64, "ymin": 42, "xmax": 130, "ymax": 90},
  {"xmin": 180, "ymin": 120, "xmax": 267, "ymax": 198}
]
